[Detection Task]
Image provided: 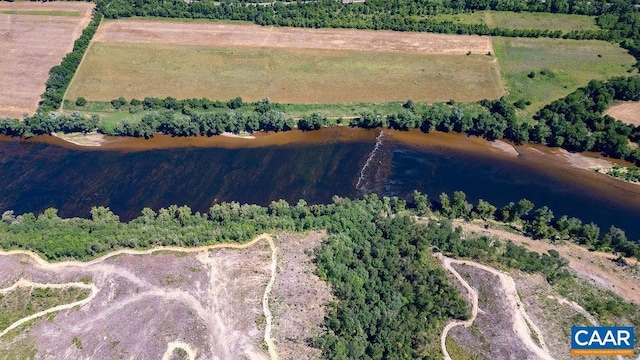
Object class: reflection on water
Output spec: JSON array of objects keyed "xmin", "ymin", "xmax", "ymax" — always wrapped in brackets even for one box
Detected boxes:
[{"xmin": 1, "ymin": 128, "xmax": 640, "ymax": 239}]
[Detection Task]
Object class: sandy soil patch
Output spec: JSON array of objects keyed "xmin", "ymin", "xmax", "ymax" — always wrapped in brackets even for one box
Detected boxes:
[
  {"xmin": 221, "ymin": 132, "xmax": 256, "ymax": 140},
  {"xmin": 0, "ymin": 233, "xmax": 332, "ymax": 360},
  {"xmin": 0, "ymin": 2, "xmax": 94, "ymax": 118},
  {"xmin": 491, "ymin": 139, "xmax": 519, "ymax": 157},
  {"xmin": 52, "ymin": 132, "xmax": 106, "ymax": 147},
  {"xmin": 557, "ymin": 148, "xmax": 615, "ymax": 170},
  {"xmin": 456, "ymin": 220, "xmax": 640, "ymax": 304},
  {"xmin": 605, "ymin": 102, "xmax": 640, "ymax": 126},
  {"xmin": 94, "ymin": 20, "xmax": 493, "ymax": 55}
]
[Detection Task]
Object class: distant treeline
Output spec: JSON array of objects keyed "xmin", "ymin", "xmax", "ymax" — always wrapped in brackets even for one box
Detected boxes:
[{"xmin": 91, "ymin": 0, "xmax": 640, "ymax": 65}]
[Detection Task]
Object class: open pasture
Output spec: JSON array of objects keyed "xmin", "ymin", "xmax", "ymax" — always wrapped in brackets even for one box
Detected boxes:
[
  {"xmin": 424, "ymin": 11, "xmax": 597, "ymax": 33},
  {"xmin": 66, "ymin": 20, "xmax": 504, "ymax": 104},
  {"xmin": 493, "ymin": 37, "xmax": 636, "ymax": 116},
  {"xmin": 0, "ymin": 2, "xmax": 94, "ymax": 118}
]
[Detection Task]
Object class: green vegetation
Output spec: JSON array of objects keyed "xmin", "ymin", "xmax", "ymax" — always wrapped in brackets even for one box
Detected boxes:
[
  {"xmin": 314, "ymin": 211, "xmax": 469, "ymax": 358},
  {"xmin": 72, "ymin": 337, "xmax": 83, "ymax": 350},
  {"xmin": 65, "ymin": 42, "xmax": 502, "ymax": 104},
  {"xmin": 445, "ymin": 337, "xmax": 477, "ymax": 360},
  {"xmin": 0, "ymin": 286, "xmax": 91, "ymax": 331},
  {"xmin": 487, "ymin": 11, "xmax": 597, "ymax": 32},
  {"xmin": 2, "ymin": 191, "xmax": 639, "ymax": 357},
  {"xmin": 493, "ymin": 37, "xmax": 635, "ymax": 115},
  {"xmin": 0, "ymin": 10, "xmax": 80, "ymax": 16},
  {"xmin": 555, "ymin": 275, "xmax": 640, "ymax": 327},
  {"xmin": 599, "ymin": 164, "xmax": 640, "ymax": 183},
  {"xmin": 424, "ymin": 11, "xmax": 597, "ymax": 33}
]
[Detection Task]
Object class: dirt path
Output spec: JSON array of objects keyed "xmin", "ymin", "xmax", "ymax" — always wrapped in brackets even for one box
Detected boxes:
[
  {"xmin": 437, "ymin": 254, "xmax": 479, "ymax": 360},
  {"xmin": 0, "ymin": 279, "xmax": 98, "ymax": 339},
  {"xmin": 0, "ymin": 233, "xmax": 278, "ymax": 360},
  {"xmin": 456, "ymin": 221, "xmax": 640, "ymax": 304},
  {"xmin": 262, "ymin": 237, "xmax": 279, "ymax": 360},
  {"xmin": 437, "ymin": 254, "xmax": 553, "ymax": 360}
]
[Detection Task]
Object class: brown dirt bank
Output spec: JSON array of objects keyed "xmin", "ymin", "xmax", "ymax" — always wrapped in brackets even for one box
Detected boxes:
[{"xmin": 2, "ymin": 128, "xmax": 378, "ymax": 152}]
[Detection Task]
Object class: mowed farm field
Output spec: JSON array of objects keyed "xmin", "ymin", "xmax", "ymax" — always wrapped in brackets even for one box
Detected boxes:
[
  {"xmin": 0, "ymin": 2, "xmax": 94, "ymax": 118},
  {"xmin": 65, "ymin": 20, "xmax": 505, "ymax": 103}
]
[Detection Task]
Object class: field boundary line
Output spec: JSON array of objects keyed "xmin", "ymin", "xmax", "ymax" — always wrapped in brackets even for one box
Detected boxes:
[{"xmin": 60, "ymin": 12, "xmax": 100, "ymax": 111}]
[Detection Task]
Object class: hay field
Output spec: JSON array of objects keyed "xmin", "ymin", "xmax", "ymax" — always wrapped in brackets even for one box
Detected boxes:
[
  {"xmin": 0, "ymin": 2, "xmax": 94, "ymax": 118},
  {"xmin": 493, "ymin": 37, "xmax": 636, "ymax": 115},
  {"xmin": 65, "ymin": 20, "xmax": 504, "ymax": 103},
  {"xmin": 605, "ymin": 102, "xmax": 640, "ymax": 126}
]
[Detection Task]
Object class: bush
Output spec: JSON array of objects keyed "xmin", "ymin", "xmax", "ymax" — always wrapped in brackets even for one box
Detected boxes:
[
  {"xmin": 110, "ymin": 97, "xmax": 127, "ymax": 110},
  {"xmin": 75, "ymin": 97, "xmax": 87, "ymax": 107},
  {"xmin": 227, "ymin": 97, "xmax": 244, "ymax": 110},
  {"xmin": 514, "ymin": 99, "xmax": 529, "ymax": 109}
]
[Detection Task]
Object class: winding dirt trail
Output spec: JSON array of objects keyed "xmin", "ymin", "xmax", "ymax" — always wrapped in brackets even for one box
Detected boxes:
[
  {"xmin": 437, "ymin": 254, "xmax": 479, "ymax": 360},
  {"xmin": 437, "ymin": 254, "xmax": 553, "ymax": 360},
  {"xmin": 0, "ymin": 279, "xmax": 98, "ymax": 339},
  {"xmin": 0, "ymin": 233, "xmax": 279, "ymax": 360},
  {"xmin": 262, "ymin": 237, "xmax": 279, "ymax": 360}
]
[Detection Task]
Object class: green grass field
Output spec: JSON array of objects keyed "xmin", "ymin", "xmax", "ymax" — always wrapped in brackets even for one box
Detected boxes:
[
  {"xmin": 65, "ymin": 42, "xmax": 504, "ymax": 105},
  {"xmin": 0, "ymin": 10, "xmax": 80, "ymax": 16},
  {"xmin": 493, "ymin": 37, "xmax": 636, "ymax": 117},
  {"xmin": 422, "ymin": 11, "xmax": 597, "ymax": 33}
]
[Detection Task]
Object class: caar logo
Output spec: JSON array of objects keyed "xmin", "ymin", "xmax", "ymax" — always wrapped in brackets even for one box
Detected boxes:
[{"xmin": 571, "ymin": 326, "xmax": 634, "ymax": 356}]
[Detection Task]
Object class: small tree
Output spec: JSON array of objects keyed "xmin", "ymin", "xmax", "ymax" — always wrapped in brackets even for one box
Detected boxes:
[{"xmin": 75, "ymin": 97, "xmax": 87, "ymax": 107}]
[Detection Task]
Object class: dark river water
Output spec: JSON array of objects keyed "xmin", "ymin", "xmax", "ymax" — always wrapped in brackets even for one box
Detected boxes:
[{"xmin": 2, "ymin": 128, "xmax": 640, "ymax": 239}]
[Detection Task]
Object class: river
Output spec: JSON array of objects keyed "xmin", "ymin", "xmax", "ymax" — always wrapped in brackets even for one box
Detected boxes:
[{"xmin": 1, "ymin": 128, "xmax": 640, "ymax": 239}]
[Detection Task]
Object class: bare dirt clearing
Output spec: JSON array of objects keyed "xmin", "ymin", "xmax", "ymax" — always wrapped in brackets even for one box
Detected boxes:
[
  {"xmin": 67, "ymin": 20, "xmax": 503, "ymax": 103},
  {"xmin": 438, "ymin": 255, "xmax": 552, "ymax": 360},
  {"xmin": 0, "ymin": 2, "xmax": 94, "ymax": 118},
  {"xmin": 605, "ymin": 102, "xmax": 640, "ymax": 126},
  {"xmin": 271, "ymin": 232, "xmax": 332, "ymax": 360},
  {"xmin": 0, "ymin": 233, "xmax": 330, "ymax": 360},
  {"xmin": 94, "ymin": 20, "xmax": 493, "ymax": 55},
  {"xmin": 0, "ymin": 235, "xmax": 279, "ymax": 359}
]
